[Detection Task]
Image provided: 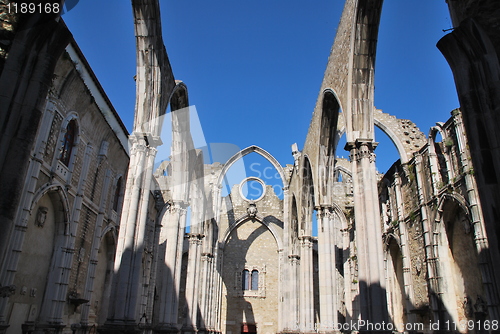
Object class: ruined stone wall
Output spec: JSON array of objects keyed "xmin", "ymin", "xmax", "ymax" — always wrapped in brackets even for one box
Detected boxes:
[
  {"xmin": 218, "ymin": 182, "xmax": 283, "ymax": 334},
  {"xmin": 378, "ymin": 109, "xmax": 496, "ymax": 324},
  {"xmin": 2, "ymin": 39, "xmax": 129, "ymax": 332},
  {"xmin": 446, "ymin": 0, "xmax": 500, "ymax": 60}
]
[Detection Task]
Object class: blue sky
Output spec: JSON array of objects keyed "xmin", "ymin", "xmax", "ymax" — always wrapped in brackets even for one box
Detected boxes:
[{"xmin": 63, "ymin": 0, "xmax": 459, "ymax": 180}]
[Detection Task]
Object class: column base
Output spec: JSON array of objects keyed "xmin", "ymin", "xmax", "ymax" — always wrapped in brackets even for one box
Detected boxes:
[
  {"xmin": 180, "ymin": 324, "xmax": 198, "ymax": 334},
  {"xmin": 25, "ymin": 322, "xmax": 65, "ymax": 334},
  {"xmin": 153, "ymin": 323, "xmax": 180, "ymax": 334},
  {"xmin": 0, "ymin": 324, "xmax": 8, "ymax": 334},
  {"xmin": 98, "ymin": 320, "xmax": 144, "ymax": 334}
]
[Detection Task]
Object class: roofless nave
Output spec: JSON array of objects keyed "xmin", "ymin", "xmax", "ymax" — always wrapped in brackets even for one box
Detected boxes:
[{"xmin": 1, "ymin": 0, "xmax": 500, "ymax": 333}]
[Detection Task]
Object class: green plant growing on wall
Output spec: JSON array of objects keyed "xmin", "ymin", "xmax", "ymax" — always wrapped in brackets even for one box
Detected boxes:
[{"xmin": 409, "ymin": 211, "xmax": 417, "ymax": 222}]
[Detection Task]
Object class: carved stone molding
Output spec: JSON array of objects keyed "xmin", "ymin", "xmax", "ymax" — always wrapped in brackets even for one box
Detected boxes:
[{"xmin": 44, "ymin": 112, "xmax": 63, "ymax": 162}]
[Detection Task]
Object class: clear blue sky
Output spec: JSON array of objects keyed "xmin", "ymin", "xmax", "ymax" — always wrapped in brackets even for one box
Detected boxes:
[{"xmin": 63, "ymin": 0, "xmax": 459, "ymax": 179}]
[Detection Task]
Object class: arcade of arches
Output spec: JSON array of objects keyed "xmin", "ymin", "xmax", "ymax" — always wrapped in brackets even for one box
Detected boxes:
[{"xmin": 1, "ymin": 0, "xmax": 500, "ymax": 333}]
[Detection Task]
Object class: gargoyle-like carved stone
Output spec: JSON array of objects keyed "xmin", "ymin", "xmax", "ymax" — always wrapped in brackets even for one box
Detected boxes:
[
  {"xmin": 35, "ymin": 206, "xmax": 48, "ymax": 227},
  {"xmin": 247, "ymin": 203, "xmax": 257, "ymax": 217},
  {"xmin": 0, "ymin": 285, "xmax": 16, "ymax": 298}
]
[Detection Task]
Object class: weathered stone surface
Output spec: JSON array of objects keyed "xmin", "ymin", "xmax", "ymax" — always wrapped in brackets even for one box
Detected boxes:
[{"xmin": 2, "ymin": 1, "xmax": 500, "ymax": 333}]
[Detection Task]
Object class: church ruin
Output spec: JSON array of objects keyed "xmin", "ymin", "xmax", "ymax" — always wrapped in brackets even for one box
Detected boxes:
[{"xmin": 1, "ymin": 0, "xmax": 500, "ymax": 333}]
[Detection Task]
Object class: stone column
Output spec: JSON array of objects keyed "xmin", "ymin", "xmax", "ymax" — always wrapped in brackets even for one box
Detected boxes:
[
  {"xmin": 299, "ymin": 236, "xmax": 314, "ymax": 332},
  {"xmin": 279, "ymin": 186, "xmax": 290, "ymax": 333},
  {"xmin": 392, "ymin": 173, "xmax": 415, "ymax": 323},
  {"xmin": 198, "ymin": 252, "xmax": 214, "ymax": 332},
  {"xmin": 213, "ymin": 247, "xmax": 224, "ymax": 333},
  {"xmin": 414, "ymin": 154, "xmax": 441, "ymax": 321},
  {"xmin": 102, "ymin": 135, "xmax": 159, "ymax": 331},
  {"xmin": 287, "ymin": 255, "xmax": 300, "ymax": 332},
  {"xmin": 317, "ymin": 207, "xmax": 337, "ymax": 333},
  {"xmin": 156, "ymin": 202, "xmax": 187, "ymax": 332},
  {"xmin": 347, "ymin": 140, "xmax": 388, "ymax": 327},
  {"xmin": 453, "ymin": 112, "xmax": 500, "ymax": 319},
  {"xmin": 183, "ymin": 233, "xmax": 204, "ymax": 332},
  {"xmin": 80, "ymin": 168, "xmax": 112, "ymax": 327}
]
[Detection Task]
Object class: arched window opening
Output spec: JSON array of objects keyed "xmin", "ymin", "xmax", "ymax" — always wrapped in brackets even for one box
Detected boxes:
[
  {"xmin": 301, "ymin": 157, "xmax": 315, "ymax": 235},
  {"xmin": 374, "ymin": 127, "xmax": 400, "ymax": 174},
  {"xmin": 112, "ymin": 177, "xmax": 122, "ymax": 212},
  {"xmin": 242, "ymin": 269, "xmax": 259, "ymax": 291},
  {"xmin": 312, "ymin": 208, "xmax": 318, "ymax": 237},
  {"xmin": 321, "ymin": 91, "xmax": 340, "ymax": 156},
  {"xmin": 60, "ymin": 120, "xmax": 76, "ymax": 166},
  {"xmin": 185, "ymin": 206, "xmax": 192, "ymax": 233},
  {"xmin": 434, "ymin": 131, "xmax": 449, "ymax": 184},
  {"xmin": 242, "ymin": 269, "xmax": 250, "ymax": 290},
  {"xmin": 291, "ymin": 196, "xmax": 299, "ymax": 254},
  {"xmin": 251, "ymin": 270, "xmax": 259, "ymax": 290}
]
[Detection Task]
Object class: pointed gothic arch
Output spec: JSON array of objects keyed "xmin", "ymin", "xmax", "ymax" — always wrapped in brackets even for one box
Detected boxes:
[
  {"xmin": 170, "ymin": 81, "xmax": 189, "ymax": 112},
  {"xmin": 216, "ymin": 145, "xmax": 287, "ymax": 189},
  {"xmin": 320, "ymin": 89, "xmax": 342, "ymax": 156},
  {"xmin": 300, "ymin": 155, "xmax": 316, "ymax": 236},
  {"xmin": 220, "ymin": 214, "xmax": 283, "ymax": 251}
]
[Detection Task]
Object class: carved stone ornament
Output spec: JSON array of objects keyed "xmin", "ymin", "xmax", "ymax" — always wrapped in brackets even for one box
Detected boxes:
[
  {"xmin": 0, "ymin": 285, "xmax": 16, "ymax": 298},
  {"xmin": 415, "ymin": 258, "xmax": 422, "ymax": 276},
  {"xmin": 247, "ymin": 203, "xmax": 258, "ymax": 217},
  {"xmin": 474, "ymin": 295, "xmax": 488, "ymax": 315},
  {"xmin": 35, "ymin": 206, "xmax": 48, "ymax": 227}
]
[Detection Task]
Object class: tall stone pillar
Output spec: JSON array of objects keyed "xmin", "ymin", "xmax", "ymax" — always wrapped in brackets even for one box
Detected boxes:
[
  {"xmin": 346, "ymin": 140, "xmax": 388, "ymax": 328},
  {"xmin": 287, "ymin": 255, "xmax": 300, "ymax": 332},
  {"xmin": 81, "ymin": 168, "xmax": 112, "ymax": 327},
  {"xmin": 156, "ymin": 202, "xmax": 187, "ymax": 333},
  {"xmin": 413, "ymin": 154, "xmax": 442, "ymax": 321},
  {"xmin": 198, "ymin": 252, "xmax": 214, "ymax": 333},
  {"xmin": 101, "ymin": 134, "xmax": 159, "ymax": 332},
  {"xmin": 392, "ymin": 172, "xmax": 415, "ymax": 324},
  {"xmin": 299, "ymin": 236, "xmax": 314, "ymax": 333},
  {"xmin": 317, "ymin": 207, "xmax": 337, "ymax": 333},
  {"xmin": 453, "ymin": 112, "xmax": 500, "ymax": 319},
  {"xmin": 183, "ymin": 233, "xmax": 203, "ymax": 332}
]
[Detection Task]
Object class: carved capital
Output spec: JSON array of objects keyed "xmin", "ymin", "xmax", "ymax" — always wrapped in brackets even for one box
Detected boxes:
[
  {"xmin": 288, "ymin": 254, "xmax": 300, "ymax": 264},
  {"xmin": 317, "ymin": 206, "xmax": 336, "ymax": 220},
  {"xmin": 168, "ymin": 201, "xmax": 188, "ymax": 214},
  {"xmin": 187, "ymin": 233, "xmax": 204, "ymax": 244},
  {"xmin": 299, "ymin": 235, "xmax": 314, "ymax": 248},
  {"xmin": 201, "ymin": 252, "xmax": 214, "ymax": 262},
  {"xmin": 346, "ymin": 139, "xmax": 377, "ymax": 163}
]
